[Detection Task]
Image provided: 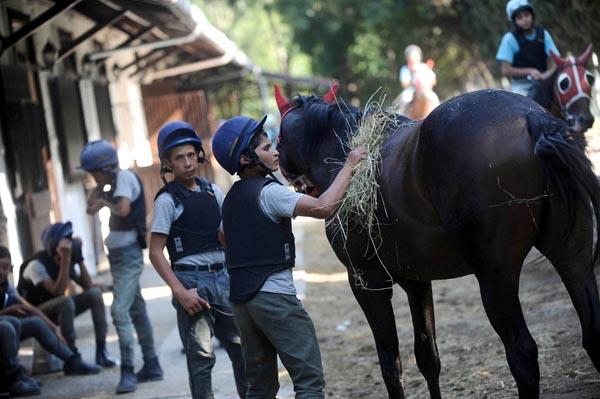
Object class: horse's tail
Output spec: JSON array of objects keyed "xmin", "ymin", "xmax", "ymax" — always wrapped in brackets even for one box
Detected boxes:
[{"xmin": 529, "ymin": 111, "xmax": 600, "ymax": 267}]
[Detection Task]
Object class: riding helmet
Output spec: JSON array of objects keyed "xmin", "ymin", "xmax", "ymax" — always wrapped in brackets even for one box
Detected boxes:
[
  {"xmin": 41, "ymin": 221, "xmax": 73, "ymax": 256},
  {"xmin": 157, "ymin": 120, "xmax": 203, "ymax": 159},
  {"xmin": 506, "ymin": 0, "xmax": 534, "ymax": 22},
  {"xmin": 79, "ymin": 140, "xmax": 118, "ymax": 172},
  {"xmin": 212, "ymin": 115, "xmax": 268, "ymax": 175}
]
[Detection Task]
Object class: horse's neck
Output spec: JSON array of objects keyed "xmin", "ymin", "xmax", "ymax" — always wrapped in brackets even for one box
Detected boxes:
[
  {"xmin": 530, "ymin": 72, "xmax": 560, "ymax": 113},
  {"xmin": 411, "ymin": 90, "xmax": 438, "ymax": 120}
]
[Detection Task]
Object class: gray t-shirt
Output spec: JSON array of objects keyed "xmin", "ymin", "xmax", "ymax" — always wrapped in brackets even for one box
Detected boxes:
[
  {"xmin": 151, "ymin": 183, "xmax": 226, "ymax": 265},
  {"xmin": 22, "ymin": 259, "xmax": 50, "ymax": 286},
  {"xmin": 22, "ymin": 259, "xmax": 82, "ymax": 286},
  {"xmin": 258, "ymin": 182, "xmax": 304, "ymax": 295},
  {"xmin": 105, "ymin": 170, "xmax": 142, "ymax": 250}
]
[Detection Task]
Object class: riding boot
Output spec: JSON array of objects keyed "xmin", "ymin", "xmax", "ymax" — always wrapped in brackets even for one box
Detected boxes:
[
  {"xmin": 116, "ymin": 366, "xmax": 137, "ymax": 394},
  {"xmin": 14, "ymin": 367, "xmax": 42, "ymax": 389},
  {"xmin": 135, "ymin": 356, "xmax": 164, "ymax": 382},
  {"xmin": 6, "ymin": 367, "xmax": 40, "ymax": 397},
  {"xmin": 95, "ymin": 341, "xmax": 117, "ymax": 368},
  {"xmin": 63, "ymin": 353, "xmax": 101, "ymax": 375}
]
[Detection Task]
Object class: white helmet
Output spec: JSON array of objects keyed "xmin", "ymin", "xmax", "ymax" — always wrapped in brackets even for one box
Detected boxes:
[{"xmin": 506, "ymin": 0, "xmax": 534, "ymax": 22}]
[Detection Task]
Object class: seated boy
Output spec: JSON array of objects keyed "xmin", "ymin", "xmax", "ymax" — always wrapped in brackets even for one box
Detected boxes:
[{"xmin": 17, "ymin": 222, "xmax": 115, "ymax": 368}]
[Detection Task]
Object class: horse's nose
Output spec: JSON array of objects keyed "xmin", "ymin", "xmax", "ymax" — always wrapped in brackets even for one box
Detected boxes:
[{"xmin": 579, "ymin": 114, "xmax": 595, "ymax": 129}]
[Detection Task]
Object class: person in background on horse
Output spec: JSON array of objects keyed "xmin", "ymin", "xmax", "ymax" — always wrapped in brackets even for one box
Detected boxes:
[
  {"xmin": 17, "ymin": 222, "xmax": 112, "ymax": 370},
  {"xmin": 496, "ymin": 0, "xmax": 560, "ymax": 96},
  {"xmin": 80, "ymin": 140, "xmax": 163, "ymax": 394},
  {"xmin": 1, "ymin": 245, "xmax": 101, "ymax": 397},
  {"xmin": 398, "ymin": 44, "xmax": 424, "ymax": 105},
  {"xmin": 212, "ymin": 115, "xmax": 366, "ymax": 398},
  {"xmin": 149, "ymin": 121, "xmax": 247, "ymax": 399}
]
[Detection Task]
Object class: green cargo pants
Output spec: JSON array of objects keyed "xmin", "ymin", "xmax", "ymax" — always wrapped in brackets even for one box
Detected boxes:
[{"xmin": 233, "ymin": 292, "xmax": 325, "ymax": 399}]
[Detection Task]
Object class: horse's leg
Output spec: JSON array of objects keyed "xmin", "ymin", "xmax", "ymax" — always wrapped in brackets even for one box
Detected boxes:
[
  {"xmin": 536, "ymin": 208, "xmax": 600, "ymax": 372},
  {"xmin": 348, "ymin": 271, "xmax": 404, "ymax": 399},
  {"xmin": 475, "ymin": 267, "xmax": 540, "ymax": 398},
  {"xmin": 400, "ymin": 279, "xmax": 441, "ymax": 399},
  {"xmin": 551, "ymin": 266, "xmax": 600, "ymax": 371}
]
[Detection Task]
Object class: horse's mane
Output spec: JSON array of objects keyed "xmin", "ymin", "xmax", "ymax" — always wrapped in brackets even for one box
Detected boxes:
[
  {"xmin": 529, "ymin": 70, "xmax": 558, "ymax": 109},
  {"xmin": 291, "ymin": 95, "xmax": 363, "ymax": 158}
]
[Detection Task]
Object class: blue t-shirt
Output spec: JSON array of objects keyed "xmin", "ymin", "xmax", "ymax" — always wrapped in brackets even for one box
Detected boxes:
[
  {"xmin": 496, "ymin": 29, "xmax": 560, "ymax": 64},
  {"xmin": 1, "ymin": 281, "xmax": 19, "ymax": 309}
]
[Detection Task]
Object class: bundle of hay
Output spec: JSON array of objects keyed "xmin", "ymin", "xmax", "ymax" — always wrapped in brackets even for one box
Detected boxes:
[{"xmin": 328, "ymin": 102, "xmax": 401, "ymax": 252}]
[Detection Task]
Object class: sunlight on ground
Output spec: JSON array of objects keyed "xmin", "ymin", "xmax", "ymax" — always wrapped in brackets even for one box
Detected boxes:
[
  {"xmin": 293, "ymin": 269, "xmax": 347, "ymax": 283},
  {"xmin": 102, "ymin": 285, "xmax": 171, "ymax": 307}
]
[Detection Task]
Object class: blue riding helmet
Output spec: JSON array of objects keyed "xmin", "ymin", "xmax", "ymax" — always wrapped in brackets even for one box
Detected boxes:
[
  {"xmin": 506, "ymin": 0, "xmax": 534, "ymax": 22},
  {"xmin": 41, "ymin": 221, "xmax": 73, "ymax": 256},
  {"xmin": 79, "ymin": 140, "xmax": 118, "ymax": 172},
  {"xmin": 157, "ymin": 120, "xmax": 203, "ymax": 158},
  {"xmin": 212, "ymin": 115, "xmax": 268, "ymax": 175}
]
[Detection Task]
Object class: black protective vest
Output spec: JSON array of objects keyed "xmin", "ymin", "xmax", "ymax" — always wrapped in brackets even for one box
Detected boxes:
[
  {"xmin": 17, "ymin": 251, "xmax": 77, "ymax": 306},
  {"xmin": 108, "ymin": 171, "xmax": 148, "ymax": 248},
  {"xmin": 222, "ymin": 177, "xmax": 296, "ymax": 303},
  {"xmin": 154, "ymin": 178, "xmax": 223, "ymax": 262},
  {"xmin": 511, "ymin": 26, "xmax": 547, "ymax": 73}
]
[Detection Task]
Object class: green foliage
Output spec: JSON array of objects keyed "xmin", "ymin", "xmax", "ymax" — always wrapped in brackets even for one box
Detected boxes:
[
  {"xmin": 192, "ymin": 0, "xmax": 599, "ymax": 107},
  {"xmin": 271, "ymin": 0, "xmax": 599, "ymax": 102}
]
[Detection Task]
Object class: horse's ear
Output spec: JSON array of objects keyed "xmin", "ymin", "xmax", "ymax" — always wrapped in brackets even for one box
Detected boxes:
[
  {"xmin": 577, "ymin": 43, "xmax": 593, "ymax": 65},
  {"xmin": 274, "ymin": 85, "xmax": 290, "ymax": 115},
  {"xmin": 323, "ymin": 83, "xmax": 339, "ymax": 103},
  {"xmin": 550, "ymin": 51, "xmax": 565, "ymax": 67}
]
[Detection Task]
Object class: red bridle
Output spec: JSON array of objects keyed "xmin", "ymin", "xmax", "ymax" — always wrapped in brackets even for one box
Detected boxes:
[
  {"xmin": 550, "ymin": 44, "xmax": 594, "ymax": 116},
  {"xmin": 275, "ymin": 84, "xmax": 339, "ymax": 198}
]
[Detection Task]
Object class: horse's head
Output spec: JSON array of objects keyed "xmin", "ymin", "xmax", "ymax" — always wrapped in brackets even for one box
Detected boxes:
[
  {"xmin": 551, "ymin": 43, "xmax": 595, "ymax": 136},
  {"xmin": 274, "ymin": 84, "xmax": 360, "ymax": 196}
]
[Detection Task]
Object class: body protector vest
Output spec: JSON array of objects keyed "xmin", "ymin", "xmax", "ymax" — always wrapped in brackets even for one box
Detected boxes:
[
  {"xmin": 108, "ymin": 171, "xmax": 148, "ymax": 248},
  {"xmin": 154, "ymin": 178, "xmax": 223, "ymax": 263},
  {"xmin": 17, "ymin": 251, "xmax": 77, "ymax": 306},
  {"xmin": 511, "ymin": 26, "xmax": 547, "ymax": 73},
  {"xmin": 222, "ymin": 177, "xmax": 296, "ymax": 303}
]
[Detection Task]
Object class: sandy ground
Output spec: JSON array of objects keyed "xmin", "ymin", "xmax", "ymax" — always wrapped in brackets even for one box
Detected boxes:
[{"xmin": 297, "ymin": 219, "xmax": 600, "ymax": 399}]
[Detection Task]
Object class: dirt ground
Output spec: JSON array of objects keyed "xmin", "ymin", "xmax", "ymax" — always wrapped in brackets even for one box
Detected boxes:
[{"xmin": 298, "ymin": 219, "xmax": 600, "ymax": 399}]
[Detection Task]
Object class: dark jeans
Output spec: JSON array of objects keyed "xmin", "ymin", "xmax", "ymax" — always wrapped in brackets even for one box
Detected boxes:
[
  {"xmin": 234, "ymin": 292, "xmax": 325, "ymax": 399},
  {"xmin": 0, "ymin": 315, "xmax": 73, "ymax": 363},
  {"xmin": 108, "ymin": 243, "xmax": 156, "ymax": 367},
  {"xmin": 0, "ymin": 316, "xmax": 21, "ymax": 374},
  {"xmin": 173, "ymin": 268, "xmax": 246, "ymax": 399},
  {"xmin": 19, "ymin": 316, "xmax": 73, "ymax": 360},
  {"xmin": 38, "ymin": 287, "xmax": 107, "ymax": 352}
]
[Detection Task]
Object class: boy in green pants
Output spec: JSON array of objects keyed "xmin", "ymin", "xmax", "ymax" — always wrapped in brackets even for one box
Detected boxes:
[{"xmin": 212, "ymin": 115, "xmax": 365, "ymax": 398}]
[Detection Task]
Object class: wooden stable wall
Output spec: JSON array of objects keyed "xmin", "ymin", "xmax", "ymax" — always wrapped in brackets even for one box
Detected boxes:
[{"xmin": 143, "ymin": 90, "xmax": 213, "ymax": 165}]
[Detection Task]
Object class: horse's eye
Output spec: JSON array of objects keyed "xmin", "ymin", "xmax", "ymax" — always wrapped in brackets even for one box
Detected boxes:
[
  {"xmin": 585, "ymin": 71, "xmax": 595, "ymax": 87},
  {"xmin": 557, "ymin": 73, "xmax": 571, "ymax": 93}
]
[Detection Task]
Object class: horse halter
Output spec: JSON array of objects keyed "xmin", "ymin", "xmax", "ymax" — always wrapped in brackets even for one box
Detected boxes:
[
  {"xmin": 274, "ymin": 84, "xmax": 339, "ymax": 198},
  {"xmin": 551, "ymin": 44, "xmax": 595, "ymax": 123}
]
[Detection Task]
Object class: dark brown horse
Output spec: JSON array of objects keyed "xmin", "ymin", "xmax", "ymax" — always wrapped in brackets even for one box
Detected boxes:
[
  {"xmin": 275, "ymin": 86, "xmax": 600, "ymax": 398},
  {"xmin": 529, "ymin": 43, "xmax": 595, "ymax": 149}
]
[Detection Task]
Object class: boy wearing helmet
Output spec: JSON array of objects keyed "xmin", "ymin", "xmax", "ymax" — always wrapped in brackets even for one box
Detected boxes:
[
  {"xmin": 149, "ymin": 121, "xmax": 247, "ymax": 399},
  {"xmin": 212, "ymin": 115, "xmax": 366, "ymax": 398},
  {"xmin": 496, "ymin": 0, "xmax": 560, "ymax": 96},
  {"xmin": 80, "ymin": 140, "xmax": 162, "ymax": 394},
  {"xmin": 17, "ymin": 222, "xmax": 108, "ymax": 373}
]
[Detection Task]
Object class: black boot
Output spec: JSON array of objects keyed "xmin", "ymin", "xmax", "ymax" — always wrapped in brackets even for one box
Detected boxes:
[
  {"xmin": 95, "ymin": 342, "xmax": 116, "ymax": 368},
  {"xmin": 116, "ymin": 366, "xmax": 137, "ymax": 394},
  {"xmin": 7, "ymin": 368, "xmax": 40, "ymax": 397},
  {"xmin": 63, "ymin": 354, "xmax": 101, "ymax": 375},
  {"xmin": 14, "ymin": 368, "xmax": 41, "ymax": 389},
  {"xmin": 135, "ymin": 356, "xmax": 163, "ymax": 383}
]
